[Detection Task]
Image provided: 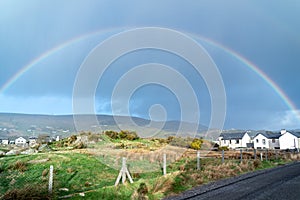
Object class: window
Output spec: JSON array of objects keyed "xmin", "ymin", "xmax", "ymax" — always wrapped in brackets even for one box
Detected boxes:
[
  {"xmin": 236, "ymin": 140, "xmax": 239, "ymax": 144},
  {"xmin": 272, "ymin": 139, "xmax": 276, "ymax": 143},
  {"xmin": 262, "ymin": 139, "xmax": 266, "ymax": 145},
  {"xmin": 229, "ymin": 140, "xmax": 232, "ymax": 144},
  {"xmin": 256, "ymin": 139, "xmax": 259, "ymax": 143}
]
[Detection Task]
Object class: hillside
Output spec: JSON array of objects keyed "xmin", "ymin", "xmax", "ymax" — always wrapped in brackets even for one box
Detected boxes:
[{"xmin": 0, "ymin": 113, "xmax": 207, "ymax": 138}]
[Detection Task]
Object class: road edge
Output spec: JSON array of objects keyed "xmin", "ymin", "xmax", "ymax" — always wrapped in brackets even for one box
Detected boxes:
[{"xmin": 164, "ymin": 161, "xmax": 299, "ymax": 200}]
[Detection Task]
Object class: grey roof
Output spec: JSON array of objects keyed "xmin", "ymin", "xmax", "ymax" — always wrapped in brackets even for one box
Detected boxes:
[
  {"xmin": 9, "ymin": 136, "xmax": 29, "ymax": 140},
  {"xmin": 256, "ymin": 132, "xmax": 281, "ymax": 139},
  {"xmin": 245, "ymin": 131, "xmax": 258, "ymax": 139},
  {"xmin": 220, "ymin": 132, "xmax": 247, "ymax": 140},
  {"xmin": 288, "ymin": 131, "xmax": 300, "ymax": 138}
]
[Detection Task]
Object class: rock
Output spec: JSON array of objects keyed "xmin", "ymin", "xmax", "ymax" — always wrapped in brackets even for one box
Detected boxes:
[
  {"xmin": 5, "ymin": 150, "xmax": 19, "ymax": 156},
  {"xmin": 79, "ymin": 193, "xmax": 85, "ymax": 197},
  {"xmin": 0, "ymin": 151, "xmax": 5, "ymax": 156},
  {"xmin": 38, "ymin": 144, "xmax": 52, "ymax": 152},
  {"xmin": 21, "ymin": 148, "xmax": 37, "ymax": 155},
  {"xmin": 28, "ymin": 158, "xmax": 50, "ymax": 164},
  {"xmin": 59, "ymin": 188, "xmax": 69, "ymax": 192}
]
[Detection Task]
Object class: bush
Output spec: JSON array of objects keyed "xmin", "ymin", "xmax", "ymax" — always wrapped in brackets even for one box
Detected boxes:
[
  {"xmin": 126, "ymin": 131, "xmax": 139, "ymax": 141},
  {"xmin": 104, "ymin": 130, "xmax": 139, "ymax": 141},
  {"xmin": 0, "ymin": 163, "xmax": 5, "ymax": 173},
  {"xmin": 137, "ymin": 182, "xmax": 148, "ymax": 197},
  {"xmin": 104, "ymin": 130, "xmax": 119, "ymax": 139},
  {"xmin": 169, "ymin": 137, "xmax": 192, "ymax": 148},
  {"xmin": 68, "ymin": 135, "xmax": 77, "ymax": 143},
  {"xmin": 88, "ymin": 133, "xmax": 101, "ymax": 142},
  {"xmin": 3, "ymin": 185, "xmax": 50, "ymax": 200},
  {"xmin": 190, "ymin": 138, "xmax": 203, "ymax": 150},
  {"xmin": 167, "ymin": 136, "xmax": 175, "ymax": 143},
  {"xmin": 73, "ymin": 141, "xmax": 86, "ymax": 149},
  {"xmin": 10, "ymin": 160, "xmax": 27, "ymax": 172},
  {"xmin": 218, "ymin": 146, "xmax": 229, "ymax": 151},
  {"xmin": 253, "ymin": 159, "xmax": 261, "ymax": 168}
]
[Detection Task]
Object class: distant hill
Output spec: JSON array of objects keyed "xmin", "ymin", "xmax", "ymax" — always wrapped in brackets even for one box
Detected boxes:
[{"xmin": 0, "ymin": 113, "xmax": 207, "ymax": 138}]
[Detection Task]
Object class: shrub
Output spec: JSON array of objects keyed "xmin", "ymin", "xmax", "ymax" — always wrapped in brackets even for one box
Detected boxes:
[
  {"xmin": 137, "ymin": 182, "xmax": 148, "ymax": 196},
  {"xmin": 253, "ymin": 159, "xmax": 261, "ymax": 168},
  {"xmin": 68, "ymin": 135, "xmax": 77, "ymax": 143},
  {"xmin": 42, "ymin": 169, "xmax": 48, "ymax": 177},
  {"xmin": 104, "ymin": 130, "xmax": 139, "ymax": 141},
  {"xmin": 104, "ymin": 130, "xmax": 119, "ymax": 139},
  {"xmin": 3, "ymin": 185, "xmax": 50, "ymax": 200},
  {"xmin": 167, "ymin": 136, "xmax": 175, "ymax": 143},
  {"xmin": 125, "ymin": 131, "xmax": 139, "ymax": 141},
  {"xmin": 190, "ymin": 138, "xmax": 203, "ymax": 150},
  {"xmin": 10, "ymin": 160, "xmax": 27, "ymax": 172},
  {"xmin": 0, "ymin": 164, "xmax": 5, "ymax": 173},
  {"xmin": 73, "ymin": 141, "xmax": 86, "ymax": 149},
  {"xmin": 88, "ymin": 133, "xmax": 101, "ymax": 142},
  {"xmin": 218, "ymin": 146, "xmax": 229, "ymax": 151},
  {"xmin": 169, "ymin": 137, "xmax": 191, "ymax": 148},
  {"xmin": 171, "ymin": 173, "xmax": 190, "ymax": 193}
]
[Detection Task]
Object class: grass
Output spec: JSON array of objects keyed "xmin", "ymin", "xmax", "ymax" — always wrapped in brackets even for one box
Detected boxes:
[
  {"xmin": 0, "ymin": 152, "xmax": 118, "ymax": 199},
  {"xmin": 0, "ymin": 138, "xmax": 297, "ymax": 199}
]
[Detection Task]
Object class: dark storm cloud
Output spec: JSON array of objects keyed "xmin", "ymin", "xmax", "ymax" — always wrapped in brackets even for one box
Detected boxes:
[{"xmin": 0, "ymin": 0, "xmax": 299, "ymax": 129}]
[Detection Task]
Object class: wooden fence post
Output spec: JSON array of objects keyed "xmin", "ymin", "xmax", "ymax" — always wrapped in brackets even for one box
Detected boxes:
[
  {"xmin": 115, "ymin": 157, "xmax": 133, "ymax": 186},
  {"xmin": 197, "ymin": 151, "xmax": 200, "ymax": 170},
  {"xmin": 48, "ymin": 165, "xmax": 53, "ymax": 195},
  {"xmin": 276, "ymin": 149, "xmax": 278, "ymax": 160},
  {"xmin": 240, "ymin": 149, "xmax": 243, "ymax": 162},
  {"xmin": 254, "ymin": 149, "xmax": 257, "ymax": 160},
  {"xmin": 222, "ymin": 150, "xmax": 224, "ymax": 163},
  {"xmin": 265, "ymin": 149, "xmax": 268, "ymax": 161},
  {"xmin": 163, "ymin": 153, "xmax": 167, "ymax": 175},
  {"xmin": 260, "ymin": 152, "xmax": 263, "ymax": 161}
]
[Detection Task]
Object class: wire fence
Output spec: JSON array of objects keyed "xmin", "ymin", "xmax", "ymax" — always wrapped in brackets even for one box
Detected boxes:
[{"xmin": 1, "ymin": 148, "xmax": 299, "ymax": 199}]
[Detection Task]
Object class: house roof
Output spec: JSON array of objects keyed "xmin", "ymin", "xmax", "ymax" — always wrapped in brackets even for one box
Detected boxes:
[
  {"xmin": 255, "ymin": 132, "xmax": 281, "ymax": 139},
  {"xmin": 287, "ymin": 131, "xmax": 300, "ymax": 138},
  {"xmin": 244, "ymin": 131, "xmax": 258, "ymax": 139},
  {"xmin": 9, "ymin": 136, "xmax": 29, "ymax": 140},
  {"xmin": 220, "ymin": 132, "xmax": 247, "ymax": 140}
]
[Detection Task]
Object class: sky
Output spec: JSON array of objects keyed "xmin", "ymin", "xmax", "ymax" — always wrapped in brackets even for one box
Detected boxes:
[{"xmin": 0, "ymin": 0, "xmax": 300, "ymax": 131}]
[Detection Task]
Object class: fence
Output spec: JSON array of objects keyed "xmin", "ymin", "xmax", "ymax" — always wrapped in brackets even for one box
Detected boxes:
[
  {"xmin": 1, "ymin": 148, "xmax": 299, "ymax": 199},
  {"xmin": 156, "ymin": 148, "xmax": 300, "ymax": 176}
]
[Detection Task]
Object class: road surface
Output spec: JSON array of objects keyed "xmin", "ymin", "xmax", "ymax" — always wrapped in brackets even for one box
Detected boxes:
[{"xmin": 165, "ymin": 161, "xmax": 300, "ymax": 200}]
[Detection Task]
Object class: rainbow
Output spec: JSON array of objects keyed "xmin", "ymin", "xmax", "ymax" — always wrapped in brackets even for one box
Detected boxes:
[
  {"xmin": 189, "ymin": 33, "xmax": 298, "ymax": 112},
  {"xmin": 0, "ymin": 27, "xmax": 126, "ymax": 94},
  {"xmin": 0, "ymin": 27, "xmax": 298, "ymax": 121}
]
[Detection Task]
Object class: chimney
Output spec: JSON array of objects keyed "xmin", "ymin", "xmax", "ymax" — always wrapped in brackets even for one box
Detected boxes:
[{"xmin": 281, "ymin": 129, "xmax": 287, "ymax": 135}]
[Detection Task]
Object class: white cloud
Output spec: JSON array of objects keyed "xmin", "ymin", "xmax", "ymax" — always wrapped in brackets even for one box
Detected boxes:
[{"xmin": 266, "ymin": 110, "xmax": 300, "ymax": 130}]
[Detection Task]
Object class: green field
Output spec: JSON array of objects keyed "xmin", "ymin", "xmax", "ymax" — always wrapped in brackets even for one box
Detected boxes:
[{"xmin": 0, "ymin": 134, "xmax": 296, "ymax": 199}]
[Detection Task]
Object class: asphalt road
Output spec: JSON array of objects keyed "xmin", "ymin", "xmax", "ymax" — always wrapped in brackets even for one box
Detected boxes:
[{"xmin": 166, "ymin": 162, "xmax": 300, "ymax": 200}]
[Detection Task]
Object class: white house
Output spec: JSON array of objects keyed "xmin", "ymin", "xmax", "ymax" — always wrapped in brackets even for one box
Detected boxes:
[
  {"xmin": 218, "ymin": 132, "xmax": 251, "ymax": 149},
  {"xmin": 253, "ymin": 132, "xmax": 280, "ymax": 149},
  {"xmin": 15, "ymin": 137, "xmax": 27, "ymax": 146},
  {"xmin": 28, "ymin": 136, "xmax": 38, "ymax": 146},
  {"xmin": 279, "ymin": 130, "xmax": 300, "ymax": 150},
  {"xmin": 0, "ymin": 138, "xmax": 9, "ymax": 145}
]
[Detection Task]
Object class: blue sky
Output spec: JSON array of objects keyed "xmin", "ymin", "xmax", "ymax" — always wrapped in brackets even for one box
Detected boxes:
[{"xmin": 0, "ymin": 0, "xmax": 299, "ymax": 130}]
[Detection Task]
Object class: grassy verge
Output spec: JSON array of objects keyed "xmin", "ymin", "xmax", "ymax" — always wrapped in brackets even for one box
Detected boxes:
[{"xmin": 0, "ymin": 144, "xmax": 297, "ymax": 199}]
